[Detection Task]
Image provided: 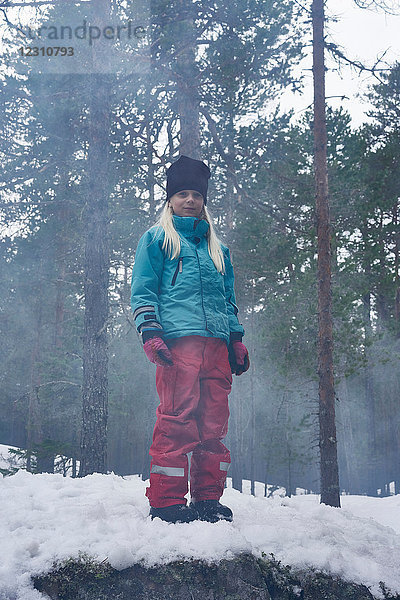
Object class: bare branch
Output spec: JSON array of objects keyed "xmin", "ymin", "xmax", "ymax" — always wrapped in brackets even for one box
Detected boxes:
[
  {"xmin": 35, "ymin": 380, "xmax": 81, "ymax": 389},
  {"xmin": 353, "ymin": 0, "xmax": 400, "ymax": 15},
  {"xmin": 0, "ymin": 6, "xmax": 26, "ymax": 36},
  {"xmin": 325, "ymin": 41, "xmax": 391, "ymax": 84}
]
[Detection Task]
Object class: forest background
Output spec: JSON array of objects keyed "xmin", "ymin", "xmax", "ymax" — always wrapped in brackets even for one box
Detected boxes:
[{"xmin": 0, "ymin": 0, "xmax": 399, "ymax": 499}]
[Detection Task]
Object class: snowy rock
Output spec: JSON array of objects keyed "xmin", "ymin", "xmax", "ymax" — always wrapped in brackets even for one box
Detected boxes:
[
  {"xmin": 1, "ymin": 471, "xmax": 400, "ymax": 599},
  {"xmin": 33, "ymin": 553, "xmax": 382, "ymax": 600}
]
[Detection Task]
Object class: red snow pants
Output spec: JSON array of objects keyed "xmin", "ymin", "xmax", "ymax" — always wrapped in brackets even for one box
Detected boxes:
[{"xmin": 146, "ymin": 335, "xmax": 232, "ymax": 508}]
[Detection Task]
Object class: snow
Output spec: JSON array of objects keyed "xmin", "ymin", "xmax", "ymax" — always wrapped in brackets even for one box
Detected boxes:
[
  {"xmin": 0, "ymin": 444, "xmax": 26, "ymax": 473},
  {"xmin": 1, "ymin": 458, "xmax": 400, "ymax": 599}
]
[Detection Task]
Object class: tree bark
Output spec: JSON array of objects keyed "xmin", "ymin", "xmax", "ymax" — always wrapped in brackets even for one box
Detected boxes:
[
  {"xmin": 174, "ymin": 0, "xmax": 201, "ymax": 158},
  {"xmin": 393, "ymin": 200, "xmax": 400, "ymax": 336},
  {"xmin": 79, "ymin": 0, "xmax": 111, "ymax": 476},
  {"xmin": 53, "ymin": 193, "xmax": 70, "ymax": 350},
  {"xmin": 337, "ymin": 377, "xmax": 361, "ymax": 494},
  {"xmin": 79, "ymin": 74, "xmax": 110, "ymax": 475},
  {"xmin": 250, "ymin": 283, "xmax": 255, "ymax": 496},
  {"xmin": 27, "ymin": 255, "xmax": 44, "ymax": 472},
  {"xmin": 362, "ymin": 287, "xmax": 377, "ymax": 496},
  {"xmin": 312, "ymin": 0, "xmax": 341, "ymax": 507}
]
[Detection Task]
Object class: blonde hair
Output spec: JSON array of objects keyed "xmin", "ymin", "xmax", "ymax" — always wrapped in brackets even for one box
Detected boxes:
[{"xmin": 155, "ymin": 203, "xmax": 225, "ymax": 274}]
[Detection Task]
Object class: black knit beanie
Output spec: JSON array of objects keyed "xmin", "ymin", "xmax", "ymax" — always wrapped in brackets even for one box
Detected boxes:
[{"xmin": 166, "ymin": 155, "xmax": 211, "ymax": 205}]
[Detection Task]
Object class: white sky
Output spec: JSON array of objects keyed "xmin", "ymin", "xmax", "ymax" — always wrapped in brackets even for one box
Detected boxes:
[
  {"xmin": 280, "ymin": 0, "xmax": 400, "ymax": 127},
  {"xmin": 1, "ymin": 1, "xmax": 399, "ymax": 126}
]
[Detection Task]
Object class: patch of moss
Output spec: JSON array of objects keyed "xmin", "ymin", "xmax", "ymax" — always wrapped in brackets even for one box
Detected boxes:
[
  {"xmin": 257, "ymin": 554, "xmax": 388, "ymax": 600},
  {"xmin": 33, "ymin": 552, "xmax": 121, "ymax": 600},
  {"xmin": 34, "ymin": 553, "xmax": 270, "ymax": 600},
  {"xmin": 298, "ymin": 568, "xmax": 373, "ymax": 600},
  {"xmin": 258, "ymin": 553, "xmax": 303, "ymax": 600},
  {"xmin": 33, "ymin": 552, "xmax": 400, "ymax": 600}
]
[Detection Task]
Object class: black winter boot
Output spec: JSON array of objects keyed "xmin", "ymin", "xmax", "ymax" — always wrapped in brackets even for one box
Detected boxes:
[
  {"xmin": 189, "ymin": 500, "xmax": 233, "ymax": 523},
  {"xmin": 150, "ymin": 503, "xmax": 199, "ymax": 523}
]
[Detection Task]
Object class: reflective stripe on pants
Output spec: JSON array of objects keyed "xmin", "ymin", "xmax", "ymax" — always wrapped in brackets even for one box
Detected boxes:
[{"xmin": 150, "ymin": 464, "xmax": 185, "ymax": 477}]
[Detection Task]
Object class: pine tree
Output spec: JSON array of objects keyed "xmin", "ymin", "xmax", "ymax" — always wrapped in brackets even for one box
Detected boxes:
[{"xmin": 312, "ymin": 0, "xmax": 340, "ymax": 508}]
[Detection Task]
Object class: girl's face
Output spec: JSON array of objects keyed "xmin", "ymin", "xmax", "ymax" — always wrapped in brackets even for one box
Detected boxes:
[{"xmin": 168, "ymin": 189, "xmax": 204, "ymax": 218}]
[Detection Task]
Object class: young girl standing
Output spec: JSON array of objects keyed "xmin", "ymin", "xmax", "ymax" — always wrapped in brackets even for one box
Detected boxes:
[{"xmin": 131, "ymin": 155, "xmax": 249, "ymax": 523}]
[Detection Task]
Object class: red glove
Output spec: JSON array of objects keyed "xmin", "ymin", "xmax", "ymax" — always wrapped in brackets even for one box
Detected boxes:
[
  {"xmin": 143, "ymin": 336, "xmax": 173, "ymax": 367},
  {"xmin": 228, "ymin": 341, "xmax": 250, "ymax": 376}
]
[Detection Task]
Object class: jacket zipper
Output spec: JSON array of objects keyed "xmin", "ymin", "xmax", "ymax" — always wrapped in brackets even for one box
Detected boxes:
[
  {"xmin": 194, "ymin": 248, "xmax": 209, "ymax": 331},
  {"xmin": 171, "ymin": 258, "xmax": 183, "ymax": 286}
]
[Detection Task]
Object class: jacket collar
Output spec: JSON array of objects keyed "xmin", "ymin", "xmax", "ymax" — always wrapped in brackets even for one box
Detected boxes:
[{"xmin": 173, "ymin": 215, "xmax": 209, "ymax": 239}]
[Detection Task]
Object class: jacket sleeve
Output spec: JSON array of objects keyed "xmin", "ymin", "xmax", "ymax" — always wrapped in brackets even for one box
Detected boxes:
[
  {"xmin": 222, "ymin": 246, "xmax": 245, "ymax": 341},
  {"xmin": 131, "ymin": 227, "xmax": 165, "ymax": 337}
]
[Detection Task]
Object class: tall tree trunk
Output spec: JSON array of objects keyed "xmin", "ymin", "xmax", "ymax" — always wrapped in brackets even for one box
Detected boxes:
[
  {"xmin": 79, "ymin": 0, "xmax": 111, "ymax": 476},
  {"xmin": 27, "ymin": 288, "xmax": 44, "ymax": 472},
  {"xmin": 146, "ymin": 114, "xmax": 156, "ymax": 217},
  {"xmin": 250, "ymin": 307, "xmax": 255, "ymax": 496},
  {"xmin": 362, "ymin": 287, "xmax": 377, "ymax": 496},
  {"xmin": 393, "ymin": 200, "xmax": 400, "ymax": 337},
  {"xmin": 27, "ymin": 253, "xmax": 58, "ymax": 473},
  {"xmin": 376, "ymin": 211, "xmax": 390, "ymax": 329},
  {"xmin": 312, "ymin": 0, "xmax": 340, "ymax": 507},
  {"xmin": 337, "ymin": 377, "xmax": 361, "ymax": 494},
  {"xmin": 232, "ymin": 384, "xmax": 244, "ymax": 492},
  {"xmin": 53, "ymin": 189, "xmax": 70, "ymax": 349},
  {"xmin": 79, "ymin": 74, "xmax": 110, "ymax": 475},
  {"xmin": 174, "ymin": 0, "xmax": 201, "ymax": 158},
  {"xmin": 229, "ymin": 386, "xmax": 240, "ymax": 491}
]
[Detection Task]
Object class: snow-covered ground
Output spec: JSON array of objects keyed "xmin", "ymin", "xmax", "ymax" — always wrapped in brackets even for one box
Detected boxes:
[{"xmin": 1, "ymin": 447, "xmax": 400, "ymax": 600}]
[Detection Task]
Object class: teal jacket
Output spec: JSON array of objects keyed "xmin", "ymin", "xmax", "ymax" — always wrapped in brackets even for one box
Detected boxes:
[{"xmin": 130, "ymin": 216, "xmax": 244, "ymax": 344}]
